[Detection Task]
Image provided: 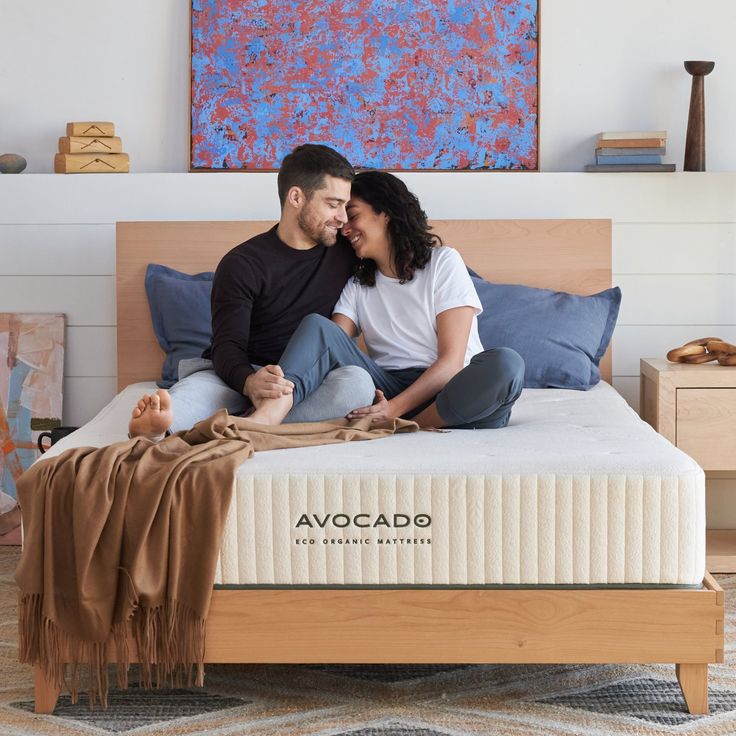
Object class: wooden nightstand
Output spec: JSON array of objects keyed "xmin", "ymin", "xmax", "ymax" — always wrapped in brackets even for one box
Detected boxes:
[{"xmin": 641, "ymin": 358, "xmax": 736, "ymax": 572}]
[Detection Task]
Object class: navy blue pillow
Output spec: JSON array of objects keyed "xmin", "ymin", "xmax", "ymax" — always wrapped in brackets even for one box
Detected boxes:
[
  {"xmin": 144, "ymin": 264, "xmax": 214, "ymax": 388},
  {"xmin": 468, "ymin": 270, "xmax": 621, "ymax": 389}
]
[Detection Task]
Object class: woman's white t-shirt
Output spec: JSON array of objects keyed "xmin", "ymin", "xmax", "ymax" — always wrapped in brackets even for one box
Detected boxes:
[{"xmin": 333, "ymin": 246, "xmax": 483, "ymax": 370}]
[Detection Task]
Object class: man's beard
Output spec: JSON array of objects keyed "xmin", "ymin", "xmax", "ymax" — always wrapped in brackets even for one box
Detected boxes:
[{"xmin": 297, "ymin": 205, "xmax": 338, "ymax": 246}]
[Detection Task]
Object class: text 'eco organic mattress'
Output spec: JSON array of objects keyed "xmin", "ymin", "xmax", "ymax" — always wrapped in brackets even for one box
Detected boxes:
[{"xmin": 44, "ymin": 382, "xmax": 705, "ymax": 587}]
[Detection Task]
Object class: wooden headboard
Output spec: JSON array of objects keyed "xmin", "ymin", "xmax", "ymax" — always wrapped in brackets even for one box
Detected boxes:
[{"xmin": 116, "ymin": 219, "xmax": 613, "ymax": 389}]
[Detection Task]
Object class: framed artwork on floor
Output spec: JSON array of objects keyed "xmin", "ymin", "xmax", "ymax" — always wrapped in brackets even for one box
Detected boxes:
[
  {"xmin": 190, "ymin": 0, "xmax": 539, "ymax": 171},
  {"xmin": 0, "ymin": 314, "xmax": 64, "ymax": 543}
]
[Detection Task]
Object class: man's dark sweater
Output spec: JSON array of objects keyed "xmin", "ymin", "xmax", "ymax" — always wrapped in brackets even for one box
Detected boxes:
[{"xmin": 203, "ymin": 226, "xmax": 356, "ymax": 393}]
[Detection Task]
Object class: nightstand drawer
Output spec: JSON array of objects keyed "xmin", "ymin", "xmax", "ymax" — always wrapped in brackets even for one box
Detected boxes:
[{"xmin": 677, "ymin": 388, "xmax": 736, "ymax": 471}]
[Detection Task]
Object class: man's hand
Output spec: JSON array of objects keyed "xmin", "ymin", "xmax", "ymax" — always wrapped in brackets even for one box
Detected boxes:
[
  {"xmin": 244, "ymin": 365, "xmax": 294, "ymax": 407},
  {"xmin": 346, "ymin": 389, "xmax": 398, "ymax": 424}
]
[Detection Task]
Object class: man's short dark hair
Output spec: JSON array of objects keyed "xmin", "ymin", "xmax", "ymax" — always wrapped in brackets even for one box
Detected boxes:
[{"xmin": 277, "ymin": 144, "xmax": 355, "ymax": 207}]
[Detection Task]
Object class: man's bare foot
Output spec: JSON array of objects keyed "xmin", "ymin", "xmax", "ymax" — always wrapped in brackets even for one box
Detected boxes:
[
  {"xmin": 0, "ymin": 504, "xmax": 21, "ymax": 536},
  {"xmin": 128, "ymin": 389, "xmax": 173, "ymax": 439}
]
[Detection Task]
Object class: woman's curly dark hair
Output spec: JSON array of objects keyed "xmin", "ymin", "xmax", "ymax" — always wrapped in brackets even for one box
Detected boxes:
[{"xmin": 348, "ymin": 171, "xmax": 442, "ymax": 286}]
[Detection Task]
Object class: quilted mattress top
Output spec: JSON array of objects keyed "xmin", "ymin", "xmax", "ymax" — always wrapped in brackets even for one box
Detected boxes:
[{"xmin": 45, "ymin": 381, "xmax": 701, "ymax": 479}]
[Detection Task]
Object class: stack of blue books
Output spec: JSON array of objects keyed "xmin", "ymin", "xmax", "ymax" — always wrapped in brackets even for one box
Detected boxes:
[{"xmin": 585, "ymin": 131, "xmax": 675, "ymax": 172}]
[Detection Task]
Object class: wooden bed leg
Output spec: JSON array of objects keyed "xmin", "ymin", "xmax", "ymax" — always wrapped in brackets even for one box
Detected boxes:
[
  {"xmin": 676, "ymin": 663, "xmax": 709, "ymax": 714},
  {"xmin": 34, "ymin": 665, "xmax": 61, "ymax": 714}
]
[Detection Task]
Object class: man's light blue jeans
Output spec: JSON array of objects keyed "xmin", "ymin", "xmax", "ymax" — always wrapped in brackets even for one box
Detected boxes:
[{"xmin": 168, "ymin": 356, "xmax": 375, "ymax": 433}]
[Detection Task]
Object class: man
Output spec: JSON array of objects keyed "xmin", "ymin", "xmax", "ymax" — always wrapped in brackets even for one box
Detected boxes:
[{"xmin": 129, "ymin": 144, "xmax": 375, "ymax": 438}]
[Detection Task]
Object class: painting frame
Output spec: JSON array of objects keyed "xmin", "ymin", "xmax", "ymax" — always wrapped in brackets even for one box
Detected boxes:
[
  {"xmin": 0, "ymin": 313, "xmax": 65, "ymax": 515},
  {"xmin": 189, "ymin": 0, "xmax": 540, "ymax": 172}
]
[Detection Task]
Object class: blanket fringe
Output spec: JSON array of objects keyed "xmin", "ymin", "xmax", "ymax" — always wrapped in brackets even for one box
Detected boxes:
[
  {"xmin": 18, "ymin": 593, "xmax": 109, "ymax": 707},
  {"xmin": 19, "ymin": 589, "xmax": 207, "ymax": 708},
  {"xmin": 132, "ymin": 598, "xmax": 206, "ymax": 690}
]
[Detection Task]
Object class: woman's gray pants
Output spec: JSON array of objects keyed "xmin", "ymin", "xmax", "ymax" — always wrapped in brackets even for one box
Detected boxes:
[{"xmin": 279, "ymin": 314, "xmax": 525, "ymax": 429}]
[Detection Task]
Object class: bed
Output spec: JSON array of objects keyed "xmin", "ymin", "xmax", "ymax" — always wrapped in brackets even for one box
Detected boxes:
[{"xmin": 31, "ymin": 219, "xmax": 723, "ymax": 714}]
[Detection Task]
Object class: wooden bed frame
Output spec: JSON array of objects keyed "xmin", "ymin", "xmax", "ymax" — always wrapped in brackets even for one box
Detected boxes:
[{"xmin": 33, "ymin": 219, "xmax": 723, "ymax": 715}]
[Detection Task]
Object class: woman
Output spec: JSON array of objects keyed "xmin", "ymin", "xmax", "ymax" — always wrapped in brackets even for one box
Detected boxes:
[{"xmin": 248, "ymin": 171, "xmax": 524, "ymax": 429}]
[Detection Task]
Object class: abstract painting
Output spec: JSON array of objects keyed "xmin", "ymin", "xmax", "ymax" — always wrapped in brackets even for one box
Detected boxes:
[
  {"xmin": 191, "ymin": 0, "xmax": 538, "ymax": 171},
  {"xmin": 0, "ymin": 314, "xmax": 64, "ymax": 510}
]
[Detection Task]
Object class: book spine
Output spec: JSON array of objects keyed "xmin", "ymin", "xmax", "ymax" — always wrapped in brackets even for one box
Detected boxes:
[
  {"xmin": 599, "ymin": 130, "xmax": 666, "ymax": 140},
  {"xmin": 597, "ymin": 138, "xmax": 666, "ymax": 149},
  {"xmin": 584, "ymin": 163, "xmax": 676, "ymax": 172},
  {"xmin": 596, "ymin": 147, "xmax": 665, "ymax": 156},
  {"xmin": 595, "ymin": 154, "xmax": 662, "ymax": 165}
]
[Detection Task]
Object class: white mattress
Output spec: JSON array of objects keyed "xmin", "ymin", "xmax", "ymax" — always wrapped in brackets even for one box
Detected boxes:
[{"xmin": 43, "ymin": 382, "xmax": 706, "ymax": 587}]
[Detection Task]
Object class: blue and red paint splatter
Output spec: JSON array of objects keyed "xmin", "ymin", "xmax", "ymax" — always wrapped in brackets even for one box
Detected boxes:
[{"xmin": 191, "ymin": 0, "xmax": 538, "ymax": 170}]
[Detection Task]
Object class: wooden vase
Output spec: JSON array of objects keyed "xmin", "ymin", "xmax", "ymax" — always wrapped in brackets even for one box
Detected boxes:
[{"xmin": 684, "ymin": 60, "xmax": 715, "ymax": 172}]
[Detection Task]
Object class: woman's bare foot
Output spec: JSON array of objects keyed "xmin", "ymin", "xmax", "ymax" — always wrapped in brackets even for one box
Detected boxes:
[
  {"xmin": 247, "ymin": 393, "xmax": 294, "ymax": 426},
  {"xmin": 410, "ymin": 401, "xmax": 447, "ymax": 429},
  {"xmin": 0, "ymin": 504, "xmax": 21, "ymax": 536},
  {"xmin": 128, "ymin": 389, "xmax": 173, "ymax": 439}
]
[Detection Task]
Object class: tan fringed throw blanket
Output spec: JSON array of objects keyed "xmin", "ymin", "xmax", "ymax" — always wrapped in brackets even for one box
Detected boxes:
[{"xmin": 15, "ymin": 409, "xmax": 418, "ymax": 706}]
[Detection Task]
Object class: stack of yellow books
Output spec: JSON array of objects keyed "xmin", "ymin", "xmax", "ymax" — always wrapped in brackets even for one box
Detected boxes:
[{"xmin": 55, "ymin": 122, "xmax": 130, "ymax": 173}]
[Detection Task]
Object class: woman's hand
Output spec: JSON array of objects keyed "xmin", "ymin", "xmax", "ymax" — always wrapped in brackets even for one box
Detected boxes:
[{"xmin": 347, "ymin": 389, "xmax": 398, "ymax": 423}]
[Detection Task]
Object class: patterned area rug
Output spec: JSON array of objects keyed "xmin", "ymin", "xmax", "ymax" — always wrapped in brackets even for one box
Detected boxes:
[{"xmin": 1, "ymin": 546, "xmax": 735, "ymax": 735}]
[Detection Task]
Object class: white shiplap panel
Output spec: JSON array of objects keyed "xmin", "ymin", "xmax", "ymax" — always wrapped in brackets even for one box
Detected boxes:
[
  {"xmin": 0, "ymin": 224, "xmax": 115, "ymax": 275},
  {"xmin": 0, "ymin": 276, "xmax": 115, "ymax": 326},
  {"xmin": 407, "ymin": 173, "xmax": 736, "ymax": 222},
  {"xmin": 65, "ymin": 326, "xmax": 116, "ymax": 377},
  {"xmin": 613, "ymin": 325, "xmax": 736, "ymax": 377},
  {"xmin": 63, "ymin": 376, "xmax": 118, "ymax": 426},
  {"xmin": 2, "ymin": 173, "xmax": 736, "ymax": 224},
  {"xmin": 614, "ymin": 223, "xmax": 736, "ymax": 275},
  {"xmin": 0, "ymin": 174, "xmax": 281, "ymax": 224},
  {"xmin": 616, "ymin": 274, "xmax": 736, "ymax": 325}
]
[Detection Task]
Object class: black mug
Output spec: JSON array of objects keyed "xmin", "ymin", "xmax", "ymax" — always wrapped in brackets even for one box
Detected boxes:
[{"xmin": 37, "ymin": 426, "xmax": 79, "ymax": 454}]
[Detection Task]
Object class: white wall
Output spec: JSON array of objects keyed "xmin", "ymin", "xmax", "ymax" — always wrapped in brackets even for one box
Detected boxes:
[
  {"xmin": 2, "ymin": 171, "xmax": 735, "ymax": 426},
  {"xmin": 1, "ymin": 0, "xmax": 734, "ymax": 173},
  {"xmin": 1, "ymin": 3, "xmax": 735, "ymax": 524},
  {"xmin": 541, "ymin": 0, "xmax": 735, "ymax": 172},
  {"xmin": 0, "ymin": 0, "xmax": 189, "ymax": 174}
]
